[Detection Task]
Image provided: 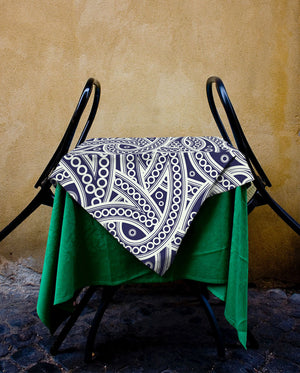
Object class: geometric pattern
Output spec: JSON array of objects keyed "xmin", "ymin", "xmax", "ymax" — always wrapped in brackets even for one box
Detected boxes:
[{"xmin": 50, "ymin": 136, "xmax": 254, "ymax": 275}]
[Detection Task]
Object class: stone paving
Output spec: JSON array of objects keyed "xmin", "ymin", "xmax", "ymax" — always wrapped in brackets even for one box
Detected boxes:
[{"xmin": 0, "ymin": 259, "xmax": 299, "ymax": 373}]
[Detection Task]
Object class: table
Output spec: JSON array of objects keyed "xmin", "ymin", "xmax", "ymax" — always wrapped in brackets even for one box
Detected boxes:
[
  {"xmin": 37, "ymin": 183, "xmax": 249, "ymax": 349},
  {"xmin": 37, "ymin": 136, "xmax": 253, "ymax": 351}
]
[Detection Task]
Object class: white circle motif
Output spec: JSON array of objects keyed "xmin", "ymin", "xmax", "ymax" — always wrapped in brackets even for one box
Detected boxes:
[
  {"xmin": 173, "ymin": 195, "xmax": 181, "ymax": 204},
  {"xmin": 110, "ymin": 208, "xmax": 117, "ymax": 216},
  {"xmin": 82, "ymin": 174, "xmax": 92, "ymax": 184},
  {"xmin": 70, "ymin": 157, "xmax": 81, "ymax": 166},
  {"xmin": 132, "ymin": 247, "xmax": 140, "ymax": 255},
  {"xmin": 223, "ymin": 180, "xmax": 230, "ymax": 188},
  {"xmin": 152, "ymin": 170, "xmax": 160, "ymax": 177},
  {"xmin": 125, "ymin": 210, "xmax": 132, "ymax": 217},
  {"xmin": 128, "ymin": 187, "xmax": 135, "ymax": 195},
  {"xmin": 172, "ymin": 204, "xmax": 179, "ymax": 212},
  {"xmin": 159, "ymin": 232, "xmax": 166, "ymax": 240},
  {"xmin": 97, "ymin": 178, "xmax": 107, "ymax": 188},
  {"xmin": 139, "ymin": 198, "xmax": 146, "ymax": 206},
  {"xmin": 144, "ymin": 205, "xmax": 151, "ymax": 212},
  {"xmin": 192, "ymin": 187, "xmax": 198, "ymax": 195},
  {"xmin": 128, "ymin": 170, "xmax": 136, "ymax": 178},
  {"xmin": 174, "ymin": 188, "xmax": 182, "ymax": 196},
  {"xmin": 99, "ymin": 158, "xmax": 109, "ymax": 167},
  {"xmin": 167, "ymin": 218, "xmax": 174, "ymax": 226},
  {"xmin": 115, "ymin": 178, "xmax": 122, "ymax": 186},
  {"xmin": 94, "ymin": 211, "xmax": 101, "ymax": 219},
  {"xmin": 155, "ymin": 191, "xmax": 163, "ymax": 199},
  {"xmin": 78, "ymin": 166, "xmax": 87, "ymax": 175},
  {"xmin": 126, "ymin": 154, "xmax": 135, "ymax": 161},
  {"xmin": 95, "ymin": 188, "xmax": 105, "ymax": 198},
  {"xmin": 91, "ymin": 197, "xmax": 101, "ymax": 206},
  {"xmin": 172, "ymin": 165, "xmax": 180, "ymax": 173},
  {"xmin": 85, "ymin": 184, "xmax": 95, "ymax": 194},
  {"xmin": 127, "ymin": 162, "xmax": 135, "ymax": 169},
  {"xmin": 163, "ymin": 225, "xmax": 171, "ymax": 233},
  {"xmin": 200, "ymin": 159, "xmax": 206, "ymax": 166},
  {"xmin": 117, "ymin": 208, "xmax": 125, "ymax": 215},
  {"xmin": 147, "ymin": 211, "xmax": 155, "ymax": 218},
  {"xmin": 101, "ymin": 209, "xmax": 109, "ymax": 217},
  {"xmin": 170, "ymin": 211, "xmax": 177, "ymax": 219},
  {"xmin": 156, "ymin": 163, "xmax": 164, "ymax": 171},
  {"xmin": 128, "ymin": 229, "xmax": 136, "ymax": 237},
  {"xmin": 221, "ymin": 154, "xmax": 229, "ymax": 163},
  {"xmin": 99, "ymin": 168, "xmax": 109, "ymax": 178},
  {"xmin": 145, "ymin": 220, "xmax": 153, "ymax": 228},
  {"xmin": 146, "ymin": 242, "xmax": 154, "ymax": 250},
  {"xmin": 140, "ymin": 246, "xmax": 147, "ymax": 254},
  {"xmin": 56, "ymin": 173, "xmax": 64, "ymax": 182},
  {"xmin": 132, "ymin": 211, "xmax": 140, "ymax": 219},
  {"xmin": 139, "ymin": 215, "xmax": 146, "ymax": 222},
  {"xmin": 153, "ymin": 237, "xmax": 160, "ymax": 245}
]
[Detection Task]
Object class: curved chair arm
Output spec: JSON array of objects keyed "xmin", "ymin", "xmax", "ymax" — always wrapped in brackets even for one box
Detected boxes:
[
  {"xmin": 35, "ymin": 78, "xmax": 101, "ymax": 188},
  {"xmin": 206, "ymin": 76, "xmax": 300, "ymax": 235},
  {"xmin": 0, "ymin": 78, "xmax": 101, "ymax": 242},
  {"xmin": 206, "ymin": 76, "xmax": 271, "ymax": 187}
]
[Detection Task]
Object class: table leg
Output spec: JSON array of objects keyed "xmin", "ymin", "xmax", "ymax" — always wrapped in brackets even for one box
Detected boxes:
[
  {"xmin": 84, "ymin": 286, "xmax": 119, "ymax": 363},
  {"xmin": 51, "ymin": 286, "xmax": 98, "ymax": 355}
]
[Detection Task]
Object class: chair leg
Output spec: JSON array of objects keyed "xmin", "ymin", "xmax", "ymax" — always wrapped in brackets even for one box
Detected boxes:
[
  {"xmin": 247, "ymin": 191, "xmax": 266, "ymax": 214},
  {"xmin": 187, "ymin": 281, "xmax": 225, "ymax": 357},
  {"xmin": 84, "ymin": 286, "xmax": 119, "ymax": 363},
  {"xmin": 51, "ymin": 286, "xmax": 98, "ymax": 355},
  {"xmin": 199, "ymin": 292, "xmax": 226, "ymax": 357},
  {"xmin": 268, "ymin": 199, "xmax": 300, "ymax": 235},
  {"xmin": 0, "ymin": 187, "xmax": 54, "ymax": 242}
]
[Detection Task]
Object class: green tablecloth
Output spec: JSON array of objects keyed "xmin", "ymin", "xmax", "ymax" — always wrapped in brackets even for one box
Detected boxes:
[{"xmin": 37, "ymin": 184, "xmax": 249, "ymax": 348}]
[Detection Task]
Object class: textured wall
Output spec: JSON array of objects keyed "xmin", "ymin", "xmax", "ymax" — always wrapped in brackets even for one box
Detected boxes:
[{"xmin": 0, "ymin": 0, "xmax": 299, "ymax": 282}]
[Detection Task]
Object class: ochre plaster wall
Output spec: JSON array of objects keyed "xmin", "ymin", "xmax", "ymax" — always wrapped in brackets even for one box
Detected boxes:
[{"xmin": 0, "ymin": 0, "xmax": 299, "ymax": 283}]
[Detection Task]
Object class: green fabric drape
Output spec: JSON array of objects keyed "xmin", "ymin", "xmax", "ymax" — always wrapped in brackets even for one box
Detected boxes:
[{"xmin": 37, "ymin": 184, "xmax": 248, "ymax": 348}]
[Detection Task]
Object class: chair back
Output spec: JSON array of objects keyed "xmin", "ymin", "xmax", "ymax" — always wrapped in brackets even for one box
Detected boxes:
[
  {"xmin": 206, "ymin": 76, "xmax": 271, "ymax": 188},
  {"xmin": 35, "ymin": 78, "xmax": 101, "ymax": 188}
]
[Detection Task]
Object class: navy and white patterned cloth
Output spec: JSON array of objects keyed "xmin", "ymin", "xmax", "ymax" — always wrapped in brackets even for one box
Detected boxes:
[{"xmin": 50, "ymin": 136, "xmax": 254, "ymax": 275}]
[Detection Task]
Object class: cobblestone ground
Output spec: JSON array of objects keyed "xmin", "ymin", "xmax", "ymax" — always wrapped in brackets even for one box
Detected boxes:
[{"xmin": 0, "ymin": 259, "xmax": 299, "ymax": 373}]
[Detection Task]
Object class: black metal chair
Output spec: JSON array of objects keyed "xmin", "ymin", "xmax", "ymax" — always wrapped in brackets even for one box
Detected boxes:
[
  {"xmin": 206, "ymin": 76, "xmax": 300, "ymax": 235},
  {"xmin": 0, "ymin": 78, "xmax": 101, "ymax": 242},
  {"xmin": 43, "ymin": 77, "xmax": 283, "ymax": 362}
]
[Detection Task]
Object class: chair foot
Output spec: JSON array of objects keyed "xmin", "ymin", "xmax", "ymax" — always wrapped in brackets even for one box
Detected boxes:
[
  {"xmin": 84, "ymin": 286, "xmax": 119, "ymax": 363},
  {"xmin": 51, "ymin": 286, "xmax": 98, "ymax": 355}
]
